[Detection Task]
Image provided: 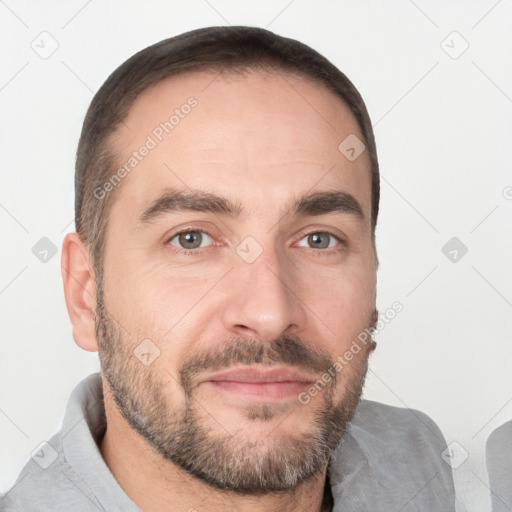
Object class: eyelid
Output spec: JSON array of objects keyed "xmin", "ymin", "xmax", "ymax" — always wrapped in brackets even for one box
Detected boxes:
[
  {"xmin": 168, "ymin": 229, "xmax": 214, "ymax": 249},
  {"xmin": 164, "ymin": 223, "xmax": 217, "ymax": 243},
  {"xmin": 295, "ymin": 230, "xmax": 344, "ymax": 249},
  {"xmin": 164, "ymin": 226, "xmax": 220, "ymax": 254},
  {"xmin": 163, "ymin": 225, "xmax": 347, "ymax": 255}
]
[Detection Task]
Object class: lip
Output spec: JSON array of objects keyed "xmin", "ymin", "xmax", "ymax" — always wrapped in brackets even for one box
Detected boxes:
[
  {"xmin": 200, "ymin": 366, "xmax": 316, "ymax": 401},
  {"xmin": 203, "ymin": 366, "xmax": 317, "ymax": 384}
]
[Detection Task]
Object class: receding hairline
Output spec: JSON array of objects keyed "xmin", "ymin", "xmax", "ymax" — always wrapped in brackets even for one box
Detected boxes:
[
  {"xmin": 109, "ymin": 64, "xmax": 363, "ymax": 137},
  {"xmin": 106, "ymin": 64, "xmax": 370, "ymax": 194}
]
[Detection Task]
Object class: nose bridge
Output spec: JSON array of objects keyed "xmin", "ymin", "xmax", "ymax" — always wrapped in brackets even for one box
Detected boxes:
[{"xmin": 221, "ymin": 242, "xmax": 304, "ymax": 341}]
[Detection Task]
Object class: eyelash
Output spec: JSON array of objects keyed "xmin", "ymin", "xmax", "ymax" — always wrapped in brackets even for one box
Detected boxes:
[
  {"xmin": 165, "ymin": 228, "xmax": 346, "ymax": 255},
  {"xmin": 166, "ymin": 227, "xmax": 217, "ymax": 256}
]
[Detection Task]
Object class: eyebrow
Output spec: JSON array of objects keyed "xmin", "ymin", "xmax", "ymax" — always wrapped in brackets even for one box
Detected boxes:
[
  {"xmin": 137, "ymin": 188, "xmax": 364, "ymax": 225},
  {"xmin": 293, "ymin": 191, "xmax": 364, "ymax": 220},
  {"xmin": 139, "ymin": 189, "xmax": 243, "ymax": 224}
]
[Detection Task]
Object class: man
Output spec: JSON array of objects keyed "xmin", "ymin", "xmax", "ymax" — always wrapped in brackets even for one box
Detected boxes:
[{"xmin": 1, "ymin": 26, "xmax": 455, "ymax": 511}]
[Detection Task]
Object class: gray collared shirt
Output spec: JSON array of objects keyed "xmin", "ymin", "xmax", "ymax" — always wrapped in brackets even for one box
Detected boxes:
[
  {"xmin": 486, "ymin": 420, "xmax": 512, "ymax": 512},
  {"xmin": 1, "ymin": 373, "xmax": 456, "ymax": 511}
]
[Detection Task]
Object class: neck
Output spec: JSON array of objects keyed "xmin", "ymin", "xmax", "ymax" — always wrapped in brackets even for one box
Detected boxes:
[{"xmin": 100, "ymin": 389, "xmax": 332, "ymax": 512}]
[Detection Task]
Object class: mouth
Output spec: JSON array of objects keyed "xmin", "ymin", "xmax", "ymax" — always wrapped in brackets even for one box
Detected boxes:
[{"xmin": 200, "ymin": 366, "xmax": 316, "ymax": 402}]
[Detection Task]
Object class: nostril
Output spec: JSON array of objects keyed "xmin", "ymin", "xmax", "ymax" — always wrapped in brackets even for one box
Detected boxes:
[{"xmin": 233, "ymin": 324, "xmax": 251, "ymax": 331}]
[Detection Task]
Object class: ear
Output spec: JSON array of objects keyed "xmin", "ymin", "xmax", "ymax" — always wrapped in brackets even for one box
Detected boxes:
[{"xmin": 61, "ymin": 232, "xmax": 99, "ymax": 352}]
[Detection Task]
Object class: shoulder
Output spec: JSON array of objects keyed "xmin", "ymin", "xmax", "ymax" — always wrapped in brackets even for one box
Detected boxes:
[
  {"xmin": 1, "ymin": 432, "xmax": 104, "ymax": 511},
  {"xmin": 330, "ymin": 399, "xmax": 456, "ymax": 512},
  {"xmin": 486, "ymin": 420, "xmax": 512, "ymax": 451},
  {"xmin": 350, "ymin": 398, "xmax": 448, "ymax": 447},
  {"xmin": 485, "ymin": 420, "xmax": 512, "ymax": 511}
]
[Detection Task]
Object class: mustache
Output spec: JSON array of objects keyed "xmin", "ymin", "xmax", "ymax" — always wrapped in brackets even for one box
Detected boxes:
[{"xmin": 179, "ymin": 335, "xmax": 334, "ymax": 394}]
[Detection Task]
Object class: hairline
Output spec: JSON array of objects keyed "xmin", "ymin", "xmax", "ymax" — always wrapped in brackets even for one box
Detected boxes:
[{"xmin": 106, "ymin": 64, "xmax": 372, "ymax": 207}]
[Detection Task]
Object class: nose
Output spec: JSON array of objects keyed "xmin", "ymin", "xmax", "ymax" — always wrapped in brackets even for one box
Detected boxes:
[{"xmin": 221, "ymin": 247, "xmax": 306, "ymax": 343}]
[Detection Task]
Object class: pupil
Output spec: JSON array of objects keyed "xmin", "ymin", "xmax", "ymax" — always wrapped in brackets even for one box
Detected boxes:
[
  {"xmin": 180, "ymin": 231, "xmax": 201, "ymax": 249},
  {"xmin": 309, "ymin": 233, "xmax": 329, "ymax": 249}
]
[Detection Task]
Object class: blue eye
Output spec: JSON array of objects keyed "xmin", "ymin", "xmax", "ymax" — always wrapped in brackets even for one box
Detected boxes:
[
  {"xmin": 297, "ymin": 232, "xmax": 340, "ymax": 249},
  {"xmin": 169, "ymin": 230, "xmax": 213, "ymax": 250}
]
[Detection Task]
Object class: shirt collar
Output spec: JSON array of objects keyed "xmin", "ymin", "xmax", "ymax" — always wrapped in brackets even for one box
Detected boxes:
[{"xmin": 61, "ymin": 373, "xmax": 141, "ymax": 512}]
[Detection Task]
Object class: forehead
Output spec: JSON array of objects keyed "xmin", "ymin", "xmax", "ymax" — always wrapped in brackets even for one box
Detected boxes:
[{"xmin": 108, "ymin": 69, "xmax": 371, "ymax": 221}]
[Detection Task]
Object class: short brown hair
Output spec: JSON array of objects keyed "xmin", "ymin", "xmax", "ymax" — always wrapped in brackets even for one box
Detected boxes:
[{"xmin": 75, "ymin": 26, "xmax": 380, "ymax": 280}]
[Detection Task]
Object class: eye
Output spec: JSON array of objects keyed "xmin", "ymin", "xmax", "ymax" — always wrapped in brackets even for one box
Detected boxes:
[
  {"xmin": 297, "ymin": 232, "xmax": 341, "ymax": 249},
  {"xmin": 168, "ymin": 230, "xmax": 213, "ymax": 250}
]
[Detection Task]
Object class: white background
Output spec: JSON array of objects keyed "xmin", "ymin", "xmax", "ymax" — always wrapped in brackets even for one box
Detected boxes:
[{"xmin": 1, "ymin": 1, "xmax": 511, "ymax": 511}]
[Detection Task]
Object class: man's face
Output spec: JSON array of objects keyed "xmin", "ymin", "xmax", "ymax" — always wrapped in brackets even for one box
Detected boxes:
[{"xmin": 96, "ymin": 69, "xmax": 377, "ymax": 492}]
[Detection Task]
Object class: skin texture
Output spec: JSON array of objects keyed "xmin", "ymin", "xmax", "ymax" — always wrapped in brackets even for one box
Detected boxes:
[{"xmin": 62, "ymin": 69, "xmax": 377, "ymax": 512}]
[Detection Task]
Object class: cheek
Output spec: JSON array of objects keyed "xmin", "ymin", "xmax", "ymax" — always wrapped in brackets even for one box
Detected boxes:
[
  {"xmin": 105, "ymin": 269, "xmax": 224, "ymax": 369},
  {"xmin": 300, "ymin": 263, "xmax": 376, "ymax": 333},
  {"xmin": 103, "ymin": 243, "xmax": 199, "ymax": 322},
  {"xmin": 140, "ymin": 271, "xmax": 220, "ymax": 324}
]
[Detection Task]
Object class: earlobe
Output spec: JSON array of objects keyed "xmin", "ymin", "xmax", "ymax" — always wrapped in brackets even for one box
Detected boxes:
[{"xmin": 61, "ymin": 232, "xmax": 99, "ymax": 352}]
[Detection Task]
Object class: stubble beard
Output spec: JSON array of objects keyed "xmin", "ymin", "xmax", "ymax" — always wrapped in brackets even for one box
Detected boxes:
[{"xmin": 95, "ymin": 287, "xmax": 372, "ymax": 495}]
